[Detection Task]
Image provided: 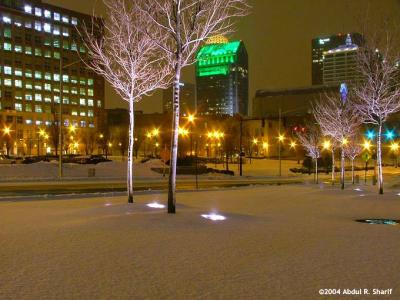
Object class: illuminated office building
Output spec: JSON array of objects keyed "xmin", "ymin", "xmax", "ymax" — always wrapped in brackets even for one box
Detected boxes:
[
  {"xmin": 312, "ymin": 32, "xmax": 363, "ymax": 85},
  {"xmin": 196, "ymin": 40, "xmax": 248, "ymax": 116},
  {"xmin": 0, "ymin": 0, "xmax": 104, "ymax": 155}
]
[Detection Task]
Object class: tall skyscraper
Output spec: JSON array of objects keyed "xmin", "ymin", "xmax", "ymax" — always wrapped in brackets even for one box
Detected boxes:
[
  {"xmin": 312, "ymin": 32, "xmax": 363, "ymax": 85},
  {"xmin": 162, "ymin": 82, "xmax": 196, "ymax": 116},
  {"xmin": 322, "ymin": 34, "xmax": 363, "ymax": 85},
  {"xmin": 196, "ymin": 40, "xmax": 248, "ymax": 116},
  {"xmin": 0, "ymin": 0, "xmax": 104, "ymax": 155}
]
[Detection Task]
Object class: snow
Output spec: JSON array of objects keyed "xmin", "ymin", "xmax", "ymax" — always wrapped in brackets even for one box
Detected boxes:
[{"xmin": 1, "ymin": 184, "xmax": 400, "ymax": 299}]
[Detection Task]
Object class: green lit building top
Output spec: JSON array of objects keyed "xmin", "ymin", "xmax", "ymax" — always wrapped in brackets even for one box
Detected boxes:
[{"xmin": 195, "ymin": 40, "xmax": 248, "ymax": 116}]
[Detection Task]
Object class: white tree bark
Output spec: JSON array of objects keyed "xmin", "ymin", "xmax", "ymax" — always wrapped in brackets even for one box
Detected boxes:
[
  {"xmin": 127, "ymin": 99, "xmax": 135, "ymax": 203},
  {"xmin": 377, "ymin": 124, "xmax": 384, "ymax": 194},
  {"xmin": 331, "ymin": 148, "xmax": 335, "ymax": 185},
  {"xmin": 340, "ymin": 147, "xmax": 345, "ymax": 190}
]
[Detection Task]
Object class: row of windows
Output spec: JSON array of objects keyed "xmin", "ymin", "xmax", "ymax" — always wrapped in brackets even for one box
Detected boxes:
[
  {"xmin": 0, "ymin": 67, "xmax": 94, "ymax": 85},
  {"xmin": 2, "ymin": 42, "xmax": 85, "ymax": 57},
  {"xmin": 0, "ymin": 79, "xmax": 94, "ymax": 96},
  {"xmin": 7, "ymin": 118, "xmax": 94, "ymax": 128},
  {"xmin": 9, "ymin": 102, "xmax": 95, "ymax": 116},
  {"xmin": 23, "ymin": 5, "xmax": 79, "ymax": 25},
  {"xmin": 2, "ymin": 15, "xmax": 74, "ymax": 36}
]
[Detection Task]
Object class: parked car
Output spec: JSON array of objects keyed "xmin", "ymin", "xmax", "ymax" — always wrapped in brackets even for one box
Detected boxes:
[
  {"xmin": 75, "ymin": 155, "xmax": 111, "ymax": 164},
  {"xmin": 0, "ymin": 155, "xmax": 16, "ymax": 164}
]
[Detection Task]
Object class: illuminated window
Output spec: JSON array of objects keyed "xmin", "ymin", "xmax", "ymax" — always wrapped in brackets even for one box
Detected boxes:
[
  {"xmin": 34, "ymin": 21, "xmax": 42, "ymax": 31},
  {"xmin": 15, "ymin": 103, "xmax": 22, "ymax": 111},
  {"xmin": 15, "ymin": 80, "xmax": 22, "ymax": 88},
  {"xmin": 44, "ymin": 50, "xmax": 51, "ymax": 58},
  {"xmin": 53, "ymin": 74, "xmax": 60, "ymax": 81},
  {"xmin": 25, "ymin": 105, "xmax": 32, "ymax": 113},
  {"xmin": 62, "ymin": 75, "xmax": 69, "ymax": 82},
  {"xmin": 25, "ymin": 21, "xmax": 32, "ymax": 28},
  {"xmin": 44, "ymin": 37, "xmax": 51, "ymax": 46},
  {"xmin": 71, "ymin": 17, "xmax": 78, "ymax": 25},
  {"xmin": 44, "ymin": 23, "xmax": 51, "ymax": 33},
  {"xmin": 44, "ymin": 96, "xmax": 52, "ymax": 103},
  {"xmin": 88, "ymin": 109, "xmax": 94, "ymax": 117},
  {"xmin": 79, "ymin": 88, "xmax": 86, "ymax": 95},
  {"xmin": 15, "ymin": 92, "xmax": 23, "ymax": 100},
  {"xmin": 3, "ymin": 16, "xmax": 11, "ymax": 24},
  {"xmin": 3, "ymin": 42, "xmax": 12, "ymax": 51},
  {"xmin": 24, "ymin": 5, "xmax": 32, "ymax": 14},
  {"xmin": 79, "ymin": 98, "xmax": 86, "ymax": 106},
  {"xmin": 35, "ymin": 71, "xmax": 42, "ymax": 80},
  {"xmin": 62, "ymin": 27, "xmax": 69, "ymax": 37},
  {"xmin": 71, "ymin": 110, "xmax": 78, "ymax": 116},
  {"xmin": 71, "ymin": 42, "xmax": 77, "ymax": 51},
  {"xmin": 35, "ymin": 105, "xmax": 42, "ymax": 113},
  {"xmin": 36, "ymin": 120, "xmax": 43, "ymax": 125},
  {"xmin": 35, "ymin": 48, "xmax": 42, "ymax": 56},
  {"xmin": 88, "ymin": 99, "xmax": 94, "ymax": 107},
  {"xmin": 35, "ymin": 94, "xmax": 42, "ymax": 102},
  {"xmin": 97, "ymin": 100, "xmax": 102, "ymax": 108},
  {"xmin": 71, "ymin": 87, "xmax": 77, "ymax": 94},
  {"xmin": 53, "ymin": 51, "xmax": 60, "ymax": 59},
  {"xmin": 44, "ymin": 73, "xmax": 51, "ymax": 80},
  {"xmin": 25, "ymin": 94, "xmax": 33, "ymax": 101},
  {"xmin": 25, "ymin": 82, "xmax": 33, "ymax": 89},
  {"xmin": 44, "ymin": 10, "xmax": 51, "ymax": 18},
  {"xmin": 54, "ymin": 95, "xmax": 60, "ymax": 103},
  {"xmin": 25, "ymin": 70, "xmax": 33, "ymax": 78},
  {"xmin": 4, "ymin": 28, "xmax": 11, "ymax": 38},
  {"xmin": 15, "ymin": 69, "xmax": 23, "ymax": 77},
  {"xmin": 15, "ymin": 45, "xmax": 22, "ymax": 53},
  {"xmin": 53, "ymin": 39, "xmax": 60, "ymax": 48},
  {"xmin": 88, "ymin": 89, "xmax": 94, "ymax": 96},
  {"xmin": 13, "ymin": 18, "xmax": 22, "ymax": 26},
  {"xmin": 53, "ymin": 25, "xmax": 60, "ymax": 35},
  {"xmin": 71, "ymin": 76, "xmax": 78, "ymax": 84},
  {"xmin": 63, "ymin": 40, "xmax": 69, "ymax": 50},
  {"xmin": 63, "ymin": 97, "xmax": 69, "ymax": 104},
  {"xmin": 54, "ymin": 12, "xmax": 60, "ymax": 21},
  {"xmin": 4, "ymin": 66, "xmax": 12, "ymax": 75},
  {"xmin": 35, "ymin": 8, "xmax": 42, "ymax": 17},
  {"xmin": 4, "ymin": 79, "xmax": 12, "ymax": 86},
  {"xmin": 62, "ymin": 15, "xmax": 69, "ymax": 23},
  {"xmin": 25, "ymin": 46, "xmax": 32, "ymax": 55},
  {"xmin": 80, "ymin": 110, "xmax": 86, "ymax": 117},
  {"xmin": 80, "ymin": 120, "xmax": 86, "ymax": 127},
  {"xmin": 88, "ymin": 79, "xmax": 94, "ymax": 86},
  {"xmin": 63, "ymin": 86, "xmax": 69, "ymax": 94},
  {"xmin": 35, "ymin": 83, "xmax": 42, "ymax": 91},
  {"xmin": 45, "ymin": 83, "xmax": 52, "ymax": 91},
  {"xmin": 79, "ymin": 78, "xmax": 86, "ymax": 85}
]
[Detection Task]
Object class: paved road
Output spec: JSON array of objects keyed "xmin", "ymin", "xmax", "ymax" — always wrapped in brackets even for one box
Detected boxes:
[{"xmin": 0, "ymin": 177, "xmax": 302, "ymax": 198}]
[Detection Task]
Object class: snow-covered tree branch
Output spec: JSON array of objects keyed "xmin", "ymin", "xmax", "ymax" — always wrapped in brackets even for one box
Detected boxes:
[
  {"xmin": 139, "ymin": 0, "xmax": 250, "ymax": 213},
  {"xmin": 79, "ymin": 0, "xmax": 171, "ymax": 203}
]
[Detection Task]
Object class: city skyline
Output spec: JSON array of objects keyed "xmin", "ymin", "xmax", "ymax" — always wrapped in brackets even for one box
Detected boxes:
[{"xmin": 44, "ymin": 0, "xmax": 400, "ymax": 114}]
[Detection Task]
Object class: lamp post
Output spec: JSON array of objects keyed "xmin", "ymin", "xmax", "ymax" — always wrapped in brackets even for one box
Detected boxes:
[
  {"xmin": 278, "ymin": 134, "xmax": 285, "ymax": 177},
  {"xmin": 59, "ymin": 59, "xmax": 80, "ymax": 179}
]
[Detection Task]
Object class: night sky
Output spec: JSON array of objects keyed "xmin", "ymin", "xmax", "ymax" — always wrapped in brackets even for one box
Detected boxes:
[{"xmin": 45, "ymin": 0, "xmax": 399, "ymax": 114}]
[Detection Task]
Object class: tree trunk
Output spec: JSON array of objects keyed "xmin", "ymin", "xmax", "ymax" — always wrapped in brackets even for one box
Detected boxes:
[
  {"xmin": 331, "ymin": 148, "xmax": 335, "ymax": 185},
  {"xmin": 351, "ymin": 159, "xmax": 355, "ymax": 184},
  {"xmin": 341, "ymin": 147, "xmax": 345, "ymax": 190},
  {"xmin": 377, "ymin": 123, "xmax": 383, "ymax": 194},
  {"xmin": 127, "ymin": 99, "xmax": 135, "ymax": 203},
  {"xmin": 168, "ymin": 64, "xmax": 182, "ymax": 214},
  {"xmin": 315, "ymin": 158, "xmax": 318, "ymax": 184}
]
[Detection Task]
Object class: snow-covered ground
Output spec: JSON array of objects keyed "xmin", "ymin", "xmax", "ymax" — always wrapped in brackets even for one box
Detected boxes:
[{"xmin": 1, "ymin": 184, "xmax": 399, "ymax": 299}]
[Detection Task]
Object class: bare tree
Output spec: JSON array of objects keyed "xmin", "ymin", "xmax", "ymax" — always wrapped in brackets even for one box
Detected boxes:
[
  {"xmin": 80, "ymin": 0, "xmax": 170, "ymax": 203},
  {"xmin": 344, "ymin": 139, "xmax": 363, "ymax": 184},
  {"xmin": 314, "ymin": 93, "xmax": 361, "ymax": 189},
  {"xmin": 353, "ymin": 30, "xmax": 400, "ymax": 194},
  {"xmin": 140, "ymin": 0, "xmax": 250, "ymax": 213},
  {"xmin": 297, "ymin": 126, "xmax": 322, "ymax": 184}
]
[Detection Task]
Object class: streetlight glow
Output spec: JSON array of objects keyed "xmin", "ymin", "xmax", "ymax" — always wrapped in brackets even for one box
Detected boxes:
[
  {"xmin": 187, "ymin": 114, "xmax": 195, "ymax": 123},
  {"xmin": 278, "ymin": 134, "xmax": 284, "ymax": 142},
  {"xmin": 323, "ymin": 140, "xmax": 331, "ymax": 150},
  {"xmin": 363, "ymin": 140, "xmax": 371, "ymax": 151},
  {"xmin": 390, "ymin": 142, "xmax": 399, "ymax": 152},
  {"xmin": 290, "ymin": 141, "xmax": 297, "ymax": 148},
  {"xmin": 3, "ymin": 126, "xmax": 11, "ymax": 135}
]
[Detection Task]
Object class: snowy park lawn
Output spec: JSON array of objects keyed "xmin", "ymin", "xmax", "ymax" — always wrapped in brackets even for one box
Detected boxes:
[{"xmin": 1, "ymin": 185, "xmax": 400, "ymax": 299}]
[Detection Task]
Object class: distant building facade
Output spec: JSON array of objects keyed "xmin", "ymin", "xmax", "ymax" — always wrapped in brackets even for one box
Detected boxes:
[
  {"xmin": 312, "ymin": 33, "xmax": 363, "ymax": 85},
  {"xmin": 196, "ymin": 40, "xmax": 248, "ymax": 116},
  {"xmin": 0, "ymin": 0, "xmax": 105, "ymax": 155},
  {"xmin": 322, "ymin": 34, "xmax": 363, "ymax": 85},
  {"xmin": 162, "ymin": 82, "xmax": 196, "ymax": 116}
]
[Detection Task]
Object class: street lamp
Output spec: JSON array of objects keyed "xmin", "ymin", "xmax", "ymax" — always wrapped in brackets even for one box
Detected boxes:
[
  {"xmin": 277, "ymin": 134, "xmax": 285, "ymax": 177},
  {"xmin": 187, "ymin": 114, "xmax": 196, "ymax": 156},
  {"xmin": 390, "ymin": 142, "xmax": 399, "ymax": 167}
]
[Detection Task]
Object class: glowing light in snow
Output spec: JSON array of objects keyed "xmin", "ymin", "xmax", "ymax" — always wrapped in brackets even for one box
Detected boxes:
[
  {"xmin": 147, "ymin": 202, "xmax": 165, "ymax": 209},
  {"xmin": 104, "ymin": 203, "xmax": 112, "ymax": 207},
  {"xmin": 354, "ymin": 188, "xmax": 362, "ymax": 192},
  {"xmin": 201, "ymin": 213, "xmax": 226, "ymax": 221}
]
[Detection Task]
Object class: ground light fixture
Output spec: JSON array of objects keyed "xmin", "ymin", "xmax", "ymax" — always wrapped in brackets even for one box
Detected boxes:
[
  {"xmin": 147, "ymin": 202, "xmax": 166, "ymax": 209},
  {"xmin": 201, "ymin": 213, "xmax": 226, "ymax": 221}
]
